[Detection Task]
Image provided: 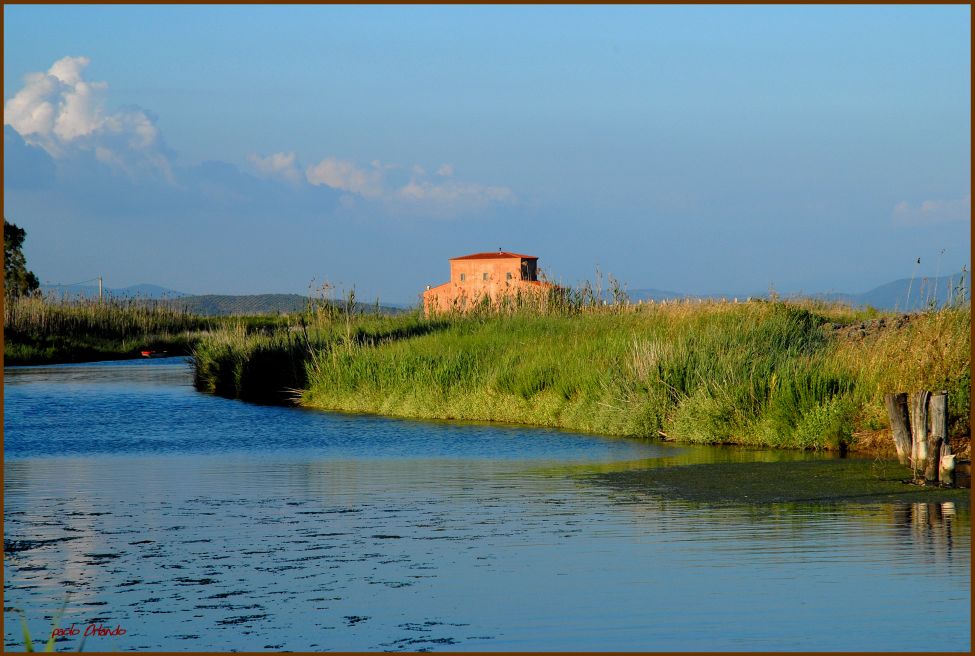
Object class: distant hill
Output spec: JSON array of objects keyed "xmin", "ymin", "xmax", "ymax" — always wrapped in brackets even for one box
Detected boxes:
[
  {"xmin": 38, "ymin": 271, "xmax": 967, "ymax": 314},
  {"xmin": 813, "ymin": 272, "xmax": 969, "ymax": 312},
  {"xmin": 169, "ymin": 294, "xmax": 405, "ymax": 316},
  {"xmin": 39, "ymin": 284, "xmax": 407, "ymax": 315},
  {"xmin": 629, "ymin": 271, "xmax": 969, "ymax": 311},
  {"xmin": 41, "ymin": 283, "xmax": 188, "ymax": 300},
  {"xmin": 627, "ymin": 288, "xmax": 755, "ymax": 303}
]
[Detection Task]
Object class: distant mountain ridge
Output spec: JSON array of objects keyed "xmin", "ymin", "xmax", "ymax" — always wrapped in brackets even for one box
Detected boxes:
[
  {"xmin": 812, "ymin": 272, "xmax": 969, "ymax": 312},
  {"xmin": 39, "ymin": 285, "xmax": 403, "ymax": 315},
  {"xmin": 39, "ymin": 272, "xmax": 968, "ymax": 314},
  {"xmin": 170, "ymin": 294, "xmax": 405, "ymax": 316},
  {"xmin": 41, "ymin": 283, "xmax": 188, "ymax": 299},
  {"xmin": 628, "ymin": 271, "xmax": 968, "ymax": 312}
]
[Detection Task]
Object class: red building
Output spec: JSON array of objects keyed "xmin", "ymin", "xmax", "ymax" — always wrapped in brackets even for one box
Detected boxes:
[{"xmin": 423, "ymin": 251, "xmax": 554, "ymax": 313}]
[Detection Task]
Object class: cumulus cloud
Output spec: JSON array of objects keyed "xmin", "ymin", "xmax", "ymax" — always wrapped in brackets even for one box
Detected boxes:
[
  {"xmin": 305, "ymin": 157, "xmax": 515, "ymax": 215},
  {"xmin": 4, "ymin": 55, "xmax": 170, "ymax": 179},
  {"xmin": 247, "ymin": 151, "xmax": 301, "ymax": 184},
  {"xmin": 398, "ymin": 178, "xmax": 516, "ymax": 209},
  {"xmin": 395, "ymin": 172, "xmax": 516, "ymax": 215},
  {"xmin": 893, "ymin": 194, "xmax": 971, "ymax": 226},
  {"xmin": 4, "ymin": 56, "xmax": 516, "ymax": 216},
  {"xmin": 305, "ymin": 158, "xmax": 386, "ymax": 198},
  {"xmin": 5, "ymin": 71, "xmax": 59, "ymax": 139}
]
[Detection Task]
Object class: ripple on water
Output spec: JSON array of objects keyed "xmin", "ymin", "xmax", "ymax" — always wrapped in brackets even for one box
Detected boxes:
[{"xmin": 3, "ymin": 358, "xmax": 972, "ymax": 651}]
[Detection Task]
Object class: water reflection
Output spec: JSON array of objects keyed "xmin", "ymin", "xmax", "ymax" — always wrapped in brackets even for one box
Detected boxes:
[
  {"xmin": 891, "ymin": 502, "xmax": 963, "ymax": 565},
  {"xmin": 4, "ymin": 358, "xmax": 664, "ymax": 462},
  {"xmin": 3, "ymin": 359, "xmax": 971, "ymax": 651}
]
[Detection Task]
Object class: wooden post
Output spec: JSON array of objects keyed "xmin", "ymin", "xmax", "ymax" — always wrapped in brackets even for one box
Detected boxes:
[
  {"xmin": 909, "ymin": 391, "xmax": 931, "ymax": 480},
  {"xmin": 926, "ymin": 391, "xmax": 947, "ymax": 483},
  {"xmin": 884, "ymin": 393, "xmax": 912, "ymax": 466}
]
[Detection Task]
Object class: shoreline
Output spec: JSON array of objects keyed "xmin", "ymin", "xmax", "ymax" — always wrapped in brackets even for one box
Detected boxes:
[
  {"xmin": 298, "ymin": 393, "xmax": 971, "ymax": 463},
  {"xmin": 6, "ymin": 352, "xmax": 970, "ymax": 491},
  {"xmin": 8, "ymin": 298, "xmax": 970, "ymax": 457},
  {"xmin": 5, "ymin": 344, "xmax": 969, "ymax": 466},
  {"xmin": 3, "ymin": 347, "xmax": 192, "ymax": 367}
]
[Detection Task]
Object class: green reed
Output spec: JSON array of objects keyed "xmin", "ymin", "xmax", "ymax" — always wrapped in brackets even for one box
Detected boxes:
[
  {"xmin": 3, "ymin": 294, "xmax": 214, "ymax": 364},
  {"xmin": 192, "ymin": 288, "xmax": 970, "ymax": 452}
]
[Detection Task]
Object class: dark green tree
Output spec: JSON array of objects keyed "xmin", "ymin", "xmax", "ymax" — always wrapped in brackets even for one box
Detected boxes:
[{"xmin": 4, "ymin": 218, "xmax": 40, "ymax": 297}]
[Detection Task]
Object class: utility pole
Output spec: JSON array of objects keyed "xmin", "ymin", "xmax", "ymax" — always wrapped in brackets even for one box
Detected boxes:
[{"xmin": 98, "ymin": 276, "xmax": 103, "ymax": 302}]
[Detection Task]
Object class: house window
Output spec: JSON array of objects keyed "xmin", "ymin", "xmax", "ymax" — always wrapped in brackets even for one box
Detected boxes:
[
  {"xmin": 483, "ymin": 272, "xmax": 489, "ymax": 281},
  {"xmin": 506, "ymin": 272, "xmax": 513, "ymax": 280},
  {"xmin": 460, "ymin": 273, "xmax": 466, "ymax": 282}
]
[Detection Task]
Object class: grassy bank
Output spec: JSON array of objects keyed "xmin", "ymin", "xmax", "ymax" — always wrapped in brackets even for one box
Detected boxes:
[
  {"xmin": 3, "ymin": 292, "xmax": 383, "ymax": 367},
  {"xmin": 3, "ymin": 295, "xmax": 213, "ymax": 365},
  {"xmin": 192, "ymin": 312, "xmax": 439, "ymax": 403},
  {"xmin": 193, "ymin": 297, "xmax": 970, "ymax": 452}
]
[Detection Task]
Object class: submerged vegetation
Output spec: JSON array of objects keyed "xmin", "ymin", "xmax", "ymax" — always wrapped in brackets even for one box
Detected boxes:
[
  {"xmin": 191, "ymin": 287, "xmax": 970, "ymax": 453},
  {"xmin": 592, "ymin": 459, "xmax": 971, "ymax": 504}
]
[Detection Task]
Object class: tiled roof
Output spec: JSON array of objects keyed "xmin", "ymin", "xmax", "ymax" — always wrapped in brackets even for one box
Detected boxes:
[{"xmin": 449, "ymin": 251, "xmax": 537, "ymax": 261}]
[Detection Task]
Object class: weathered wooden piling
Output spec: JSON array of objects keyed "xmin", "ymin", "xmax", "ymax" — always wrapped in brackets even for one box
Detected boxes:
[
  {"xmin": 909, "ymin": 391, "xmax": 931, "ymax": 478},
  {"xmin": 883, "ymin": 393, "xmax": 912, "ymax": 466},
  {"xmin": 926, "ymin": 392, "xmax": 947, "ymax": 482},
  {"xmin": 885, "ymin": 390, "xmax": 953, "ymax": 485}
]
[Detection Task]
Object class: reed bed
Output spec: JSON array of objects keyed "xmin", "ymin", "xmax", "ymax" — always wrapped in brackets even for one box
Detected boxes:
[
  {"xmin": 5, "ymin": 294, "xmax": 203, "ymax": 338},
  {"xmin": 193, "ymin": 290, "xmax": 970, "ymax": 452},
  {"xmin": 191, "ymin": 310, "xmax": 438, "ymax": 403},
  {"xmin": 4, "ymin": 294, "xmax": 209, "ymax": 364}
]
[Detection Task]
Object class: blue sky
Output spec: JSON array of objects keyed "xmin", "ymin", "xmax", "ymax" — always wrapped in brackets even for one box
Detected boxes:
[{"xmin": 4, "ymin": 5, "xmax": 970, "ymax": 303}]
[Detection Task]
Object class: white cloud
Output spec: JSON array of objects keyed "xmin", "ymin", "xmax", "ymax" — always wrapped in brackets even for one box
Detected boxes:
[
  {"xmin": 6, "ymin": 56, "xmax": 515, "ymax": 214},
  {"xmin": 4, "ymin": 55, "xmax": 170, "ymax": 179},
  {"xmin": 47, "ymin": 56, "xmax": 89, "ymax": 86},
  {"xmin": 305, "ymin": 157, "xmax": 515, "ymax": 215},
  {"xmin": 398, "ymin": 178, "xmax": 516, "ymax": 210},
  {"xmin": 305, "ymin": 157, "xmax": 385, "ymax": 198},
  {"xmin": 893, "ymin": 194, "xmax": 971, "ymax": 226},
  {"xmin": 248, "ymin": 151, "xmax": 301, "ymax": 184},
  {"xmin": 4, "ymin": 72, "xmax": 59, "ymax": 139}
]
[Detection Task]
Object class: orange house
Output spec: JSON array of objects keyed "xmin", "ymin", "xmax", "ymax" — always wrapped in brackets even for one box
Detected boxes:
[{"xmin": 423, "ymin": 251, "xmax": 554, "ymax": 313}]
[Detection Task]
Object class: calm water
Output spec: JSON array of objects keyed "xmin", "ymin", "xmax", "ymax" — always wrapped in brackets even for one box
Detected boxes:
[{"xmin": 4, "ymin": 358, "xmax": 970, "ymax": 651}]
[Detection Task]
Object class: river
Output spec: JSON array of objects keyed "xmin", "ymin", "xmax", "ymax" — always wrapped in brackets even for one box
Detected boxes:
[{"xmin": 3, "ymin": 357, "xmax": 970, "ymax": 651}]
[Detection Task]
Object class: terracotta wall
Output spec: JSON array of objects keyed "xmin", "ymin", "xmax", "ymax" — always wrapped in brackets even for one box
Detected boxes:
[
  {"xmin": 450, "ymin": 258, "xmax": 526, "ymax": 289},
  {"xmin": 422, "ymin": 279, "xmax": 550, "ymax": 314},
  {"xmin": 422, "ymin": 256, "xmax": 549, "ymax": 314}
]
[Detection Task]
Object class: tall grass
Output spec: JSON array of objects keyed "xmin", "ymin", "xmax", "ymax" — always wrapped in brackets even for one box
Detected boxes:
[
  {"xmin": 192, "ymin": 291, "xmax": 970, "ymax": 452},
  {"xmin": 5, "ymin": 294, "xmax": 202, "ymax": 338},
  {"xmin": 4, "ymin": 294, "xmax": 208, "ymax": 364},
  {"xmin": 831, "ymin": 308, "xmax": 971, "ymax": 438},
  {"xmin": 192, "ymin": 308, "xmax": 439, "ymax": 403},
  {"xmin": 3, "ymin": 286, "xmax": 396, "ymax": 366},
  {"xmin": 303, "ymin": 302, "xmax": 848, "ymax": 447}
]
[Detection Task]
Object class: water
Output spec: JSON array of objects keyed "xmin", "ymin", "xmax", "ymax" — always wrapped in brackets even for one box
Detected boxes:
[{"xmin": 4, "ymin": 358, "xmax": 970, "ymax": 651}]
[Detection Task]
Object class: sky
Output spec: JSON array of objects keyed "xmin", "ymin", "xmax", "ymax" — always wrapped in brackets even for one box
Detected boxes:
[{"xmin": 3, "ymin": 5, "xmax": 971, "ymax": 304}]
